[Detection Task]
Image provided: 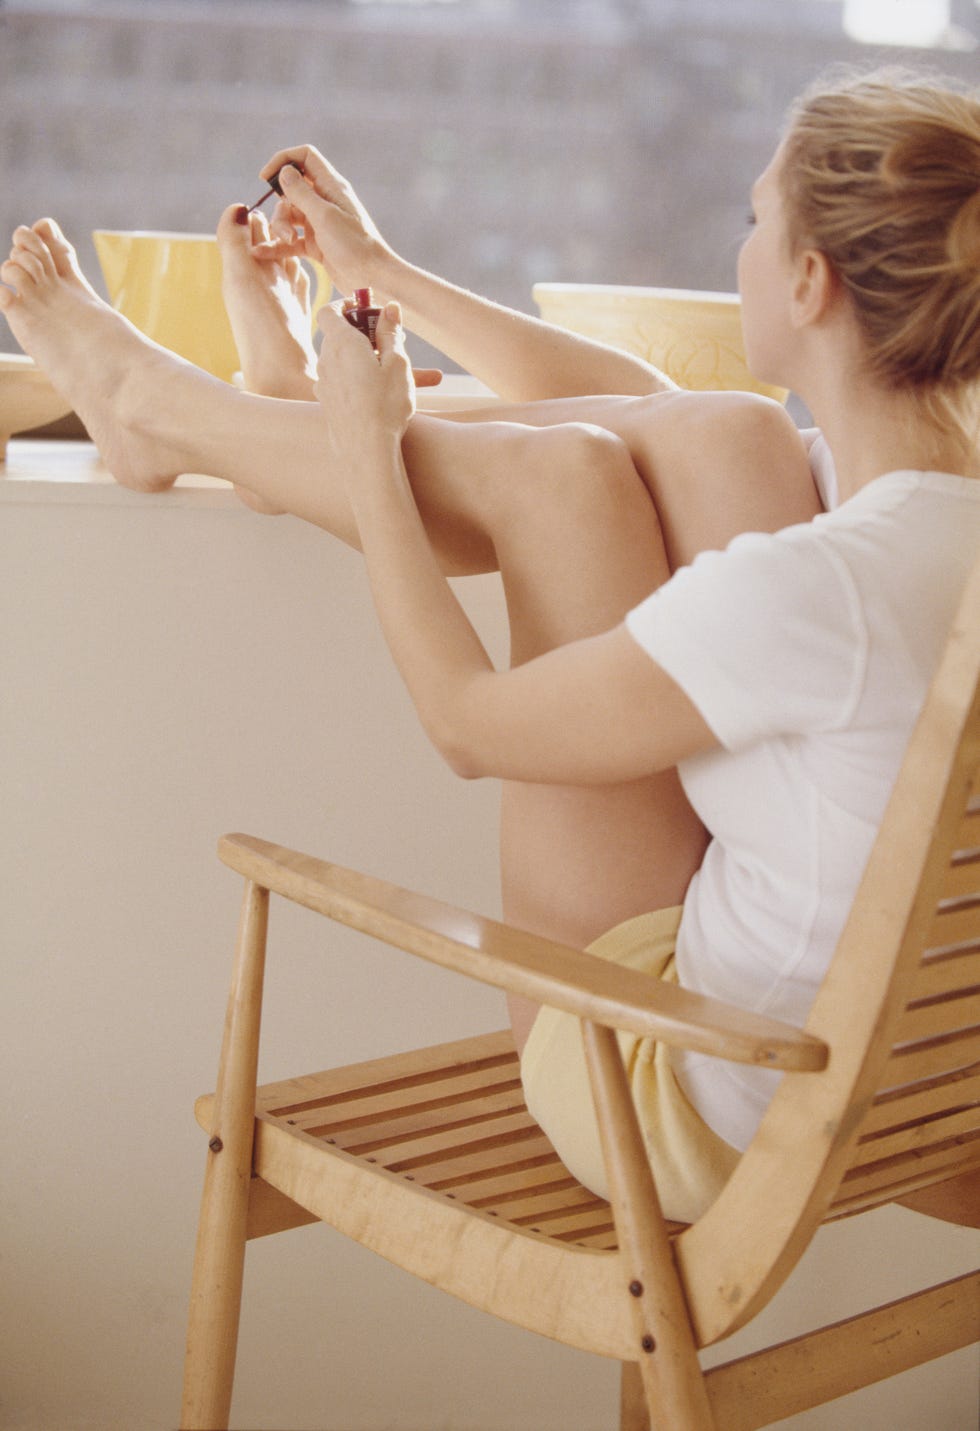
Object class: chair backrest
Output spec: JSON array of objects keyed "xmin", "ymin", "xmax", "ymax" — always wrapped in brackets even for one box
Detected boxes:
[{"xmin": 677, "ymin": 548, "xmax": 980, "ymax": 1348}]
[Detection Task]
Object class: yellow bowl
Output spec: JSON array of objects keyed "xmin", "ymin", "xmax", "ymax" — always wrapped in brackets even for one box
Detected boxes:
[
  {"xmin": 532, "ymin": 283, "xmax": 787, "ymax": 403},
  {"xmin": 93, "ymin": 229, "xmax": 332, "ymax": 383},
  {"xmin": 0, "ymin": 353, "xmax": 73, "ymax": 460}
]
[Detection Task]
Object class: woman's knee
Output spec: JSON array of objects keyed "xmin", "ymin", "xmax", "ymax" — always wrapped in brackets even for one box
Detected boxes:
[
  {"xmin": 491, "ymin": 422, "xmax": 669, "ymax": 652},
  {"xmin": 622, "ymin": 390, "xmax": 818, "ymax": 567},
  {"xmin": 495, "ymin": 420, "xmax": 658, "ymax": 535}
]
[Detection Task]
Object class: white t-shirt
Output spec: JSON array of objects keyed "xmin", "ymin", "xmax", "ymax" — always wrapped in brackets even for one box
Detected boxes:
[{"xmin": 625, "ymin": 460, "xmax": 980, "ymax": 1150}]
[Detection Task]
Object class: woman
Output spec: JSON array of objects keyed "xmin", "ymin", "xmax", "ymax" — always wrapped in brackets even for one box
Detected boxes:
[
  {"xmin": 2, "ymin": 69, "xmax": 977, "ymax": 1219},
  {"xmin": 257, "ymin": 67, "xmax": 980, "ymax": 1217}
]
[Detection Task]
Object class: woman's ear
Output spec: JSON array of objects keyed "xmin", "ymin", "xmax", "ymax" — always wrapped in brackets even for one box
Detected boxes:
[{"xmin": 790, "ymin": 248, "xmax": 838, "ymax": 329}]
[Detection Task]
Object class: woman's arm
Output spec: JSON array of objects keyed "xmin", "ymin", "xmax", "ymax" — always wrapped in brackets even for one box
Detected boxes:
[
  {"xmin": 364, "ymin": 256, "xmax": 676, "ymax": 404},
  {"xmin": 316, "ymin": 304, "xmax": 716, "ymax": 785},
  {"xmin": 260, "ymin": 146, "xmax": 676, "ymax": 403}
]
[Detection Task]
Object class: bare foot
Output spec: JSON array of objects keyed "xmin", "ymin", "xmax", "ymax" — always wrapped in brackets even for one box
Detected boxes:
[
  {"xmin": 0, "ymin": 219, "xmax": 204, "ymax": 492},
  {"xmin": 216, "ymin": 205, "xmax": 443, "ymax": 403},
  {"xmin": 217, "ymin": 204, "xmax": 319, "ymax": 401}
]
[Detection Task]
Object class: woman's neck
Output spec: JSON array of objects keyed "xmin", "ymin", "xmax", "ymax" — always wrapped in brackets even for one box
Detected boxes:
[{"xmin": 804, "ymin": 375, "xmax": 977, "ymax": 503}]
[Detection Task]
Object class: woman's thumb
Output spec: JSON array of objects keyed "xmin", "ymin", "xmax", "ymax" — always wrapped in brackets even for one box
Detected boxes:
[
  {"xmin": 278, "ymin": 163, "xmax": 316, "ymax": 211},
  {"xmin": 377, "ymin": 301, "xmax": 407, "ymax": 358}
]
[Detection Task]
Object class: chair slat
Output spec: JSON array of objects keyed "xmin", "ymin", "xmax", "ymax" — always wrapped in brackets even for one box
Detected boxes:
[
  {"xmin": 428, "ymin": 1149, "xmax": 564, "ymax": 1193},
  {"xmin": 462, "ymin": 1166, "xmax": 576, "ymax": 1207},
  {"xmin": 341, "ymin": 1100, "xmax": 528, "ymax": 1157},
  {"xmin": 879, "ymin": 1025, "xmax": 980, "ymax": 1089},
  {"xmin": 942, "ymin": 853, "xmax": 980, "ymax": 902},
  {"xmin": 283, "ymin": 1070, "xmax": 524, "ymax": 1135},
  {"xmin": 553, "ymin": 1220, "xmax": 619, "ymax": 1246},
  {"xmin": 291, "ymin": 1080, "xmax": 524, "ymax": 1141},
  {"xmin": 515, "ymin": 1204, "xmax": 618, "ymax": 1237},
  {"xmin": 850, "ymin": 1104, "xmax": 980, "ymax": 1167},
  {"xmin": 399, "ymin": 1128, "xmax": 558, "ymax": 1184},
  {"xmin": 261, "ymin": 1043, "xmax": 517, "ymax": 1118},
  {"xmin": 926, "ymin": 901, "xmax": 980, "ymax": 951},
  {"xmin": 362, "ymin": 1112, "xmax": 540, "ymax": 1172},
  {"xmin": 954, "ymin": 801, "xmax": 980, "ymax": 855},
  {"xmin": 894, "ymin": 989, "xmax": 980, "ymax": 1045},
  {"xmin": 835, "ymin": 1132, "xmax": 980, "ymax": 1205},
  {"xmin": 505, "ymin": 1187, "xmax": 606, "ymax": 1223},
  {"xmin": 828, "ymin": 1151, "xmax": 980, "ymax": 1219},
  {"xmin": 860, "ymin": 1064, "xmax": 980, "ymax": 1137},
  {"xmin": 908, "ymin": 946, "xmax": 980, "ymax": 1002}
]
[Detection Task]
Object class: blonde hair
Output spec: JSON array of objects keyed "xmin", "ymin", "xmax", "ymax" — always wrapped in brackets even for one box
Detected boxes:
[{"xmin": 780, "ymin": 69, "xmax": 980, "ymax": 434}]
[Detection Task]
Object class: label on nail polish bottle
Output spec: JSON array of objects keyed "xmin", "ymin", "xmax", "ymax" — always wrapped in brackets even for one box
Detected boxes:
[{"xmin": 345, "ymin": 287, "xmax": 381, "ymax": 349}]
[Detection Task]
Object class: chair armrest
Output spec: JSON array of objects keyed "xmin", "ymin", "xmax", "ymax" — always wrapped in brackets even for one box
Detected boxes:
[{"xmin": 218, "ymin": 833, "xmax": 828, "ymax": 1073}]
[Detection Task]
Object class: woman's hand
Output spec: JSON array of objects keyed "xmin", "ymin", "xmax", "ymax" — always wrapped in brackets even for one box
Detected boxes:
[
  {"xmin": 315, "ymin": 300, "xmax": 416, "ymax": 481},
  {"xmin": 253, "ymin": 144, "xmax": 392, "ymax": 297}
]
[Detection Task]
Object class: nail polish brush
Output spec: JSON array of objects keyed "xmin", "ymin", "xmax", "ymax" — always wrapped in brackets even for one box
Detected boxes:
[{"xmin": 246, "ymin": 163, "xmax": 304, "ymax": 214}]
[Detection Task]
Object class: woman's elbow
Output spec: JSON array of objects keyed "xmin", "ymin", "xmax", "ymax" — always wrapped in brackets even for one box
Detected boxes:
[
  {"xmin": 443, "ymin": 745, "xmax": 486, "ymax": 781},
  {"xmin": 421, "ymin": 709, "xmax": 489, "ymax": 781}
]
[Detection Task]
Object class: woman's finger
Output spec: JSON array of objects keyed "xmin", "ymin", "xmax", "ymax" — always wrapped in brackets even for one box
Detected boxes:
[
  {"xmin": 412, "ymin": 368, "xmax": 443, "ymax": 388},
  {"xmin": 260, "ymin": 145, "xmax": 349, "ymax": 202},
  {"xmin": 377, "ymin": 303, "xmax": 416, "ymax": 426}
]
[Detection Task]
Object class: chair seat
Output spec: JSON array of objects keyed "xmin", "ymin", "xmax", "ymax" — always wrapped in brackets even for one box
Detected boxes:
[
  {"xmin": 196, "ymin": 1014, "xmax": 980, "ymax": 1257},
  {"xmin": 195, "ymin": 1028, "xmax": 695, "ymax": 1359},
  {"xmin": 197, "ymin": 1030, "xmax": 692, "ymax": 1253}
]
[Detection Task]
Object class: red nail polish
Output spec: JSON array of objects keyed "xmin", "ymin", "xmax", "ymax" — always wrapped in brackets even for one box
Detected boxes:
[
  {"xmin": 344, "ymin": 287, "xmax": 381, "ymax": 348},
  {"xmin": 233, "ymin": 204, "xmax": 249, "ymax": 226}
]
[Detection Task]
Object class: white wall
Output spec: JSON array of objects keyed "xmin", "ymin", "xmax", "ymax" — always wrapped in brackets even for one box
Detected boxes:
[{"xmin": 1, "ymin": 452, "xmax": 976, "ymax": 1430}]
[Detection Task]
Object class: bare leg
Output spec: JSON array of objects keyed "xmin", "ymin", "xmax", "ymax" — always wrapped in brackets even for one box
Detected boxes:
[
  {"xmin": 478, "ymin": 424, "xmax": 709, "ymax": 1048},
  {"xmin": 0, "ymin": 221, "xmax": 817, "ymax": 564}
]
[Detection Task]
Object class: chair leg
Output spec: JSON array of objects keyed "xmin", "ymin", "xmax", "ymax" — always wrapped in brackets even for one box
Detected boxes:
[
  {"xmin": 583, "ymin": 1022, "xmax": 716, "ymax": 1431},
  {"xmin": 180, "ymin": 880, "xmax": 270, "ymax": 1431},
  {"xmin": 620, "ymin": 1362, "xmax": 651, "ymax": 1431}
]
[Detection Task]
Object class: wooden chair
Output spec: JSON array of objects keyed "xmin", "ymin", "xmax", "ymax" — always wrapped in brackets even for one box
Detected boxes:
[{"xmin": 180, "ymin": 551, "xmax": 980, "ymax": 1431}]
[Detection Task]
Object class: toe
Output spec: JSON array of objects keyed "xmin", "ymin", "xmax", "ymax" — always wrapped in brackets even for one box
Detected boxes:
[
  {"xmin": 217, "ymin": 203, "xmax": 251, "ymax": 246},
  {"xmin": 1, "ymin": 253, "xmax": 42, "ymax": 292},
  {"xmin": 33, "ymin": 218, "xmax": 77, "ymax": 277},
  {"xmin": 13, "ymin": 226, "xmax": 58, "ymax": 280},
  {"xmin": 292, "ymin": 263, "xmax": 311, "ymax": 305}
]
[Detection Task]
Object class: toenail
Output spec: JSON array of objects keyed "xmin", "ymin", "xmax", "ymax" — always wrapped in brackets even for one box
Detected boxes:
[{"xmin": 233, "ymin": 205, "xmax": 249, "ymax": 226}]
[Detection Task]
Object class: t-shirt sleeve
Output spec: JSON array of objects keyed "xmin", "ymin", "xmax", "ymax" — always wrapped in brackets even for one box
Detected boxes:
[{"xmin": 624, "ymin": 528, "xmax": 867, "ymax": 750}]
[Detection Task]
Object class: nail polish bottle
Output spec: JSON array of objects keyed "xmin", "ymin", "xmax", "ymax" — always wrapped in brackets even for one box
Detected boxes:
[{"xmin": 344, "ymin": 287, "xmax": 381, "ymax": 349}]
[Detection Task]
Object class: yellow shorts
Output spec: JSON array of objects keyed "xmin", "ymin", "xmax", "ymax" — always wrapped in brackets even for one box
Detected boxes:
[{"xmin": 519, "ymin": 906, "xmax": 741, "ymax": 1224}]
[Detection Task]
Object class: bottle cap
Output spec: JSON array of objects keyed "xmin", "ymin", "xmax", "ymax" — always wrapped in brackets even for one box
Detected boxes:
[{"xmin": 353, "ymin": 287, "xmax": 373, "ymax": 308}]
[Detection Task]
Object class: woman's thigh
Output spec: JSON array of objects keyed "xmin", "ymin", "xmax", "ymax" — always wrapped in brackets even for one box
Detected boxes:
[{"xmin": 481, "ymin": 422, "xmax": 710, "ymax": 960}]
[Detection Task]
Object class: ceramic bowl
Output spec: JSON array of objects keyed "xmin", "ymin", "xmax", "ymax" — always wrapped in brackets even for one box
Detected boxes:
[
  {"xmin": 0, "ymin": 353, "xmax": 74, "ymax": 459},
  {"xmin": 532, "ymin": 283, "xmax": 787, "ymax": 403}
]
